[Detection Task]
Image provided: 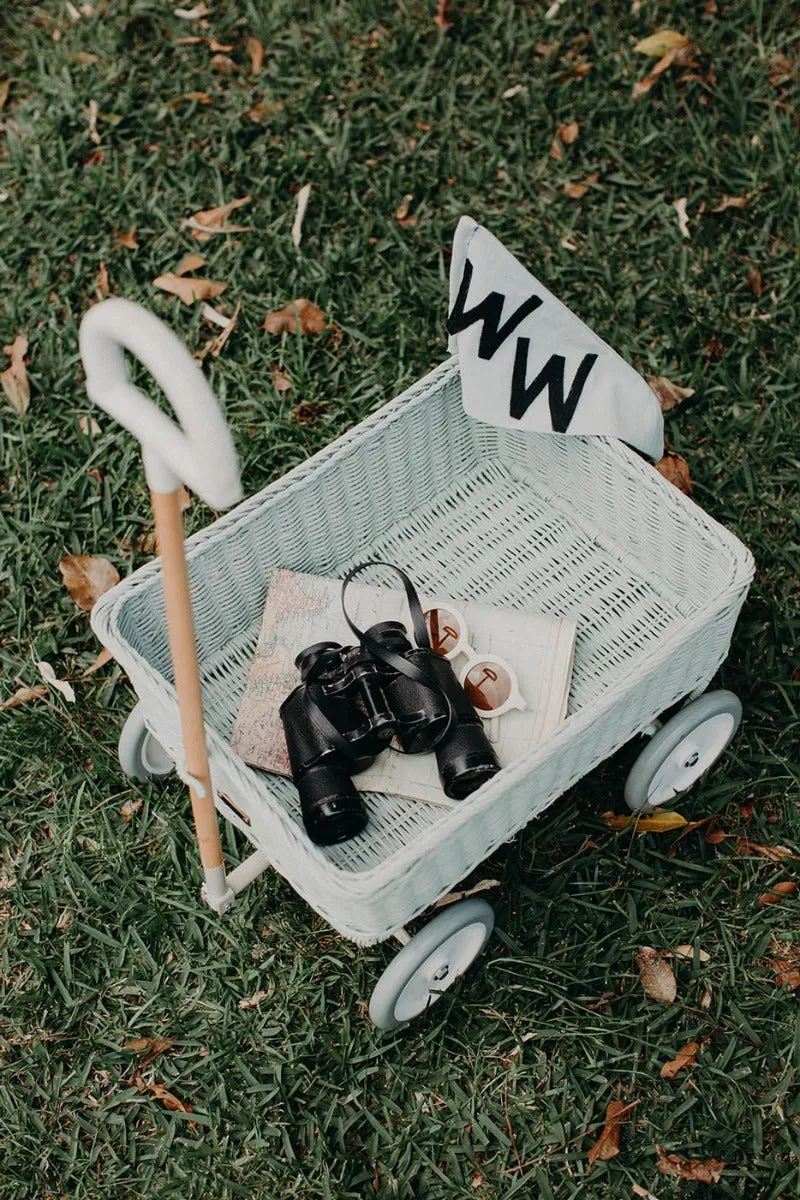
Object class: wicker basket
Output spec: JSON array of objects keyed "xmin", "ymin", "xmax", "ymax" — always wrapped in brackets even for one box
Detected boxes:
[{"xmin": 92, "ymin": 357, "xmax": 754, "ymax": 945}]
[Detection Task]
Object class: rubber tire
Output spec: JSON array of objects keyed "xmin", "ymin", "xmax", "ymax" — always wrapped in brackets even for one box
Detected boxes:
[
  {"xmin": 624, "ymin": 690, "xmax": 742, "ymax": 813},
  {"xmin": 369, "ymin": 898, "xmax": 495, "ymax": 1031},
  {"xmin": 118, "ymin": 702, "xmax": 175, "ymax": 783}
]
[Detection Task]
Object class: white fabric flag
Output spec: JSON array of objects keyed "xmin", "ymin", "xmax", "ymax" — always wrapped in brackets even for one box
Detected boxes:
[{"xmin": 448, "ymin": 216, "xmax": 664, "ymax": 460}]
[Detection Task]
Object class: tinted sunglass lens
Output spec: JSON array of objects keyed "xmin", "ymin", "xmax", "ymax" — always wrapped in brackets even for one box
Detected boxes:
[{"xmin": 464, "ymin": 662, "xmax": 513, "ymax": 712}]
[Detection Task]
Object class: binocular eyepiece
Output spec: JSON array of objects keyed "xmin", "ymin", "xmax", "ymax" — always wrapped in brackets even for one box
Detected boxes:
[{"xmin": 280, "ymin": 620, "xmax": 500, "ymax": 846}]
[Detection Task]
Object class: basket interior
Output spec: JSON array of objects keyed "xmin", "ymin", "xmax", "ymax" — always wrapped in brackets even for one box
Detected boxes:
[{"xmin": 108, "ymin": 362, "xmax": 742, "ymax": 876}]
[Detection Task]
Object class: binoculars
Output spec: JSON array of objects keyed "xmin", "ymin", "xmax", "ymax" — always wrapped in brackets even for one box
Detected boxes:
[{"xmin": 279, "ymin": 619, "xmax": 501, "ymax": 845}]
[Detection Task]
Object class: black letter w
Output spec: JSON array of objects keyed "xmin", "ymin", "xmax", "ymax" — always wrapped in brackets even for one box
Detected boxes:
[
  {"xmin": 447, "ymin": 258, "xmax": 543, "ymax": 360},
  {"xmin": 510, "ymin": 338, "xmax": 598, "ymax": 432}
]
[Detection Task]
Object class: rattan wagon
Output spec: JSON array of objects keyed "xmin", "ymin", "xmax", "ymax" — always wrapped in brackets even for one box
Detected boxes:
[{"xmin": 80, "ymin": 297, "xmax": 753, "ymax": 1030}]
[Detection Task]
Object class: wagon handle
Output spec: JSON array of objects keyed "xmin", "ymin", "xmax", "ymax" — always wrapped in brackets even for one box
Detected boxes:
[{"xmin": 79, "ymin": 298, "xmax": 243, "ymax": 912}]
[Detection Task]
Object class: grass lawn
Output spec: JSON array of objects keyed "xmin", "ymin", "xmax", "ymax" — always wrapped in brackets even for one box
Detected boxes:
[{"xmin": 1, "ymin": 1, "xmax": 799, "ymax": 1196}]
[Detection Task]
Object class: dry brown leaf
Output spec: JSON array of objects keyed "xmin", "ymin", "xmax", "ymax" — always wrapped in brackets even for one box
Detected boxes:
[
  {"xmin": 632, "ymin": 46, "xmax": 693, "ymax": 98},
  {"xmin": 174, "ymin": 2, "xmax": 209, "ymax": 16},
  {"xmin": 587, "ymin": 1100, "xmax": 633, "ymax": 1165},
  {"xmin": 239, "ymin": 989, "xmax": 270, "ymax": 1010},
  {"xmin": 174, "ymin": 35, "xmax": 205, "ymax": 45},
  {"xmin": 655, "ymin": 452, "xmax": 692, "ymax": 495},
  {"xmin": 660, "ymin": 1040, "xmax": 700, "ymax": 1078},
  {"xmin": 747, "ymin": 267, "xmax": 763, "ymax": 297},
  {"xmin": 115, "ymin": 224, "xmax": 139, "ymax": 250},
  {"xmin": 139, "ymin": 1079, "xmax": 192, "ymax": 1113},
  {"xmin": 673, "ymin": 197, "xmax": 690, "ymax": 239},
  {"xmin": 700, "ymin": 987, "xmax": 712, "ymax": 1009},
  {"xmin": 502, "ymin": 84, "xmax": 527, "ymax": 99},
  {"xmin": 770, "ymin": 939, "xmax": 800, "ymax": 990},
  {"xmin": 711, "ymin": 194, "xmax": 748, "ymax": 212},
  {"xmin": 705, "ymin": 822, "xmax": 727, "ymax": 844},
  {"xmin": 121, "ymin": 797, "xmax": 143, "ymax": 822},
  {"xmin": 247, "ymin": 36, "xmax": 265, "ymax": 75},
  {"xmin": 208, "ymin": 38, "xmax": 233, "ymax": 52},
  {"xmin": 669, "ymin": 945, "xmax": 711, "ymax": 963},
  {"xmin": 434, "ymin": 880, "xmax": 502, "ymax": 909},
  {"xmin": 210, "ymin": 53, "xmax": 236, "ymax": 74},
  {"xmin": 632, "ymin": 1186, "xmax": 659, "ymax": 1200},
  {"xmin": 756, "ymin": 880, "xmax": 798, "ymax": 908},
  {"xmin": 96, "ymin": 261, "xmax": 109, "ymax": 299},
  {"xmin": 736, "ymin": 837, "xmax": 799, "ymax": 863},
  {"xmin": 558, "ymin": 120, "xmax": 579, "ymax": 144},
  {"xmin": 634, "ymin": 30, "xmax": 690, "ymax": 57},
  {"xmin": 655, "ymin": 1147, "xmax": 724, "ymax": 1184},
  {"xmin": 291, "ymin": 182, "xmax": 311, "ymax": 248},
  {"xmin": 635, "ymin": 947, "xmax": 677, "ymax": 1003},
  {"xmin": 153, "ymin": 273, "xmax": 227, "ymax": 304},
  {"xmin": 83, "ymin": 148, "xmax": 106, "ymax": 168},
  {"xmin": 602, "ymin": 809, "xmax": 687, "ymax": 833},
  {"xmin": 563, "ymin": 180, "xmax": 589, "ymax": 199},
  {"xmin": 434, "ymin": 0, "xmax": 453, "ymax": 33},
  {"xmin": 1, "ymin": 335, "xmax": 30, "ymax": 418},
  {"xmin": 168, "ymin": 91, "xmax": 213, "ymax": 107},
  {"xmin": 59, "ymin": 554, "xmax": 120, "ymax": 611},
  {"xmin": 271, "ymin": 364, "xmax": 292, "ymax": 393},
  {"xmin": 186, "ymin": 195, "xmax": 251, "ymax": 241},
  {"xmin": 82, "ymin": 646, "xmax": 113, "ymax": 676},
  {"xmin": 200, "ymin": 297, "xmax": 242, "ymax": 360},
  {"xmin": 263, "ymin": 298, "xmax": 327, "ymax": 335},
  {"xmin": 174, "ymin": 252, "xmax": 207, "ymax": 277},
  {"xmin": 123, "ymin": 1036, "xmax": 175, "ymax": 1067},
  {"xmin": 549, "ymin": 135, "xmax": 564, "ymax": 162},
  {"xmin": 0, "ymin": 80, "xmax": 11, "ymax": 111},
  {"xmin": 395, "ymin": 194, "xmax": 417, "ymax": 228},
  {"xmin": 0, "ymin": 684, "xmax": 47, "ymax": 711},
  {"xmin": 36, "ymin": 661, "xmax": 76, "ymax": 704},
  {"xmin": 648, "ymin": 376, "xmax": 695, "ymax": 412}
]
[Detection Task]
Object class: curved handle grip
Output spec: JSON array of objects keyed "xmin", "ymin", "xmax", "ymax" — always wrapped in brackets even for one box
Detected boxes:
[{"xmin": 79, "ymin": 298, "xmax": 243, "ymax": 509}]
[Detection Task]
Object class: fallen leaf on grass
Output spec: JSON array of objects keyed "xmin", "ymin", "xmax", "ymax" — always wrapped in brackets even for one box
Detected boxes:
[
  {"xmin": 81, "ymin": 646, "xmax": 113, "ymax": 676},
  {"xmin": 434, "ymin": 879, "xmax": 501, "ymax": 909},
  {"xmin": 86, "ymin": 98, "xmax": 100, "ymax": 144},
  {"xmin": 208, "ymin": 38, "xmax": 233, "ymax": 52},
  {"xmin": 271, "ymin": 364, "xmax": 292, "ymax": 392},
  {"xmin": 660, "ymin": 1041, "xmax": 700, "ymax": 1078},
  {"xmin": 96, "ymin": 261, "xmax": 109, "ymax": 299},
  {"xmin": 174, "ymin": 252, "xmax": 207, "ymax": 276},
  {"xmin": 0, "ymin": 80, "xmax": 11, "ymax": 111},
  {"xmin": 0, "ymin": 684, "xmax": 47, "ymax": 711},
  {"xmin": 291, "ymin": 182, "xmax": 311, "ymax": 248},
  {"xmin": 264, "ymin": 298, "xmax": 327, "ymax": 335},
  {"xmin": 747, "ymin": 267, "xmax": 763, "ymax": 296},
  {"xmin": 668, "ymin": 945, "xmax": 711, "ymax": 963},
  {"xmin": 587, "ymin": 1099, "xmax": 634, "ymax": 1165},
  {"xmin": 82, "ymin": 148, "xmax": 106, "ymax": 168},
  {"xmin": 502, "ymin": 84, "xmax": 527, "ymax": 99},
  {"xmin": 292, "ymin": 401, "xmax": 327, "ymax": 425},
  {"xmin": 36, "ymin": 661, "xmax": 76, "ymax": 704},
  {"xmin": 395, "ymin": 193, "xmax": 417, "ymax": 228},
  {"xmin": 2, "ymin": 335, "xmax": 30, "ymax": 417},
  {"xmin": 198, "ymin": 297, "xmax": 242, "ymax": 360},
  {"xmin": 247, "ymin": 36, "xmax": 265, "ymax": 75},
  {"xmin": 736, "ymin": 837, "xmax": 799, "ymax": 863},
  {"xmin": 711, "ymin": 194, "xmax": 748, "ymax": 212},
  {"xmin": 121, "ymin": 797, "xmax": 143, "ymax": 821},
  {"xmin": 634, "ymin": 30, "xmax": 690, "ymax": 57},
  {"xmin": 134, "ymin": 1075, "xmax": 192, "ymax": 1113},
  {"xmin": 434, "ymin": 0, "xmax": 453, "ymax": 33},
  {"xmin": 562, "ymin": 179, "xmax": 591, "ymax": 199},
  {"xmin": 59, "ymin": 554, "xmax": 120, "ymax": 610},
  {"xmin": 114, "ymin": 224, "xmax": 139, "ymax": 250},
  {"xmin": 648, "ymin": 376, "xmax": 695, "ymax": 412},
  {"xmin": 174, "ymin": 4, "xmax": 209, "ymax": 18},
  {"xmin": 635, "ymin": 947, "xmax": 677, "ymax": 1003},
  {"xmin": 210, "ymin": 53, "xmax": 236, "ymax": 74},
  {"xmin": 185, "ymin": 196, "xmax": 251, "ymax": 241},
  {"xmin": 239, "ymin": 989, "xmax": 270, "ymax": 1009},
  {"xmin": 632, "ymin": 1186, "xmax": 659, "ymax": 1200},
  {"xmin": 756, "ymin": 881, "xmax": 798, "ymax": 908},
  {"xmin": 153, "ymin": 273, "xmax": 227, "ymax": 304},
  {"xmin": 655, "ymin": 1147, "xmax": 724, "ymax": 1184},
  {"xmin": 550, "ymin": 120, "xmax": 579, "ymax": 160},
  {"xmin": 655, "ymin": 452, "xmax": 692, "ymax": 495},
  {"xmin": 673, "ymin": 197, "xmax": 690, "ymax": 239},
  {"xmin": 769, "ymin": 939, "xmax": 800, "ymax": 990},
  {"xmin": 705, "ymin": 821, "xmax": 726, "ymax": 844},
  {"xmin": 123, "ymin": 1036, "xmax": 175, "ymax": 1067},
  {"xmin": 168, "ymin": 91, "xmax": 213, "ymax": 107},
  {"xmin": 602, "ymin": 809, "xmax": 687, "ymax": 832}
]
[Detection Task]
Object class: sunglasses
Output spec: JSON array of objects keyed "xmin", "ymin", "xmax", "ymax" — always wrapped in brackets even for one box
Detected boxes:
[{"xmin": 421, "ymin": 603, "xmax": 527, "ymax": 720}]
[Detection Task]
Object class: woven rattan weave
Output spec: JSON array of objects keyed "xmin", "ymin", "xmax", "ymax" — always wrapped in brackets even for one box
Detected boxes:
[{"xmin": 92, "ymin": 357, "xmax": 754, "ymax": 944}]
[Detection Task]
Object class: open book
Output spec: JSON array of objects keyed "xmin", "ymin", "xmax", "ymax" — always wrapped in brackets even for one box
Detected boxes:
[{"xmin": 231, "ymin": 569, "xmax": 576, "ymax": 807}]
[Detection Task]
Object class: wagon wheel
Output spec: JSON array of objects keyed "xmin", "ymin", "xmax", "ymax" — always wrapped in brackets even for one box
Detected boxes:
[
  {"xmin": 624, "ymin": 690, "xmax": 742, "ymax": 814},
  {"xmin": 369, "ymin": 898, "xmax": 495, "ymax": 1031},
  {"xmin": 118, "ymin": 702, "xmax": 175, "ymax": 783}
]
